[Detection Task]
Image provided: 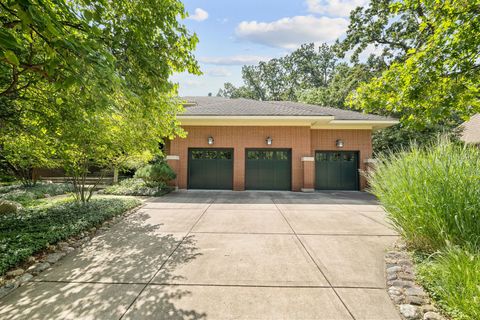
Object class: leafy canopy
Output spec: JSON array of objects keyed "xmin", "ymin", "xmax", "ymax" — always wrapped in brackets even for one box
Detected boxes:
[{"xmin": 343, "ymin": 0, "xmax": 480, "ymax": 127}]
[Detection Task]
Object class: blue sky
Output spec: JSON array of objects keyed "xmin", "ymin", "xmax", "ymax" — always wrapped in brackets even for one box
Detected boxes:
[{"xmin": 174, "ymin": 0, "xmax": 370, "ymax": 96}]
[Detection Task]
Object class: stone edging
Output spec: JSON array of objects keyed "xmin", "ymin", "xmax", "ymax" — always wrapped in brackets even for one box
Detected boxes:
[
  {"xmin": 386, "ymin": 241, "xmax": 446, "ymax": 320},
  {"xmin": 0, "ymin": 203, "xmax": 143, "ymax": 299}
]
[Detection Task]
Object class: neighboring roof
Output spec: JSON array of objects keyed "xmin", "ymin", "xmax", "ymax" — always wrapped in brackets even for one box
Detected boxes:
[
  {"xmin": 460, "ymin": 114, "xmax": 480, "ymax": 144},
  {"xmin": 181, "ymin": 96, "xmax": 394, "ymax": 121}
]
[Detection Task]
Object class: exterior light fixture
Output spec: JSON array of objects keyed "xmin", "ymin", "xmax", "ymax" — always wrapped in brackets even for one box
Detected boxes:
[
  {"xmin": 207, "ymin": 136, "xmax": 214, "ymax": 145},
  {"xmin": 336, "ymin": 139, "xmax": 344, "ymax": 148},
  {"xmin": 266, "ymin": 137, "xmax": 273, "ymax": 145}
]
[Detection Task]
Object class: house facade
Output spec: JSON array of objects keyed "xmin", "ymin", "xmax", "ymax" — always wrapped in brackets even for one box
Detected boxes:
[
  {"xmin": 165, "ymin": 97, "xmax": 397, "ymax": 192},
  {"xmin": 460, "ymin": 114, "xmax": 480, "ymax": 145}
]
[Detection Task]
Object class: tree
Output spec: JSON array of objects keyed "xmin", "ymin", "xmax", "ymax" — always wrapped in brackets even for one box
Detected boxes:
[
  {"xmin": 1, "ymin": 0, "xmax": 199, "ymax": 132},
  {"xmin": 0, "ymin": 0, "xmax": 200, "ymax": 201},
  {"xmin": 0, "ymin": 131, "xmax": 56, "ymax": 186},
  {"xmin": 340, "ymin": 0, "xmax": 480, "ymax": 128},
  {"xmin": 217, "ymin": 43, "xmax": 338, "ymax": 101},
  {"xmin": 297, "ymin": 57, "xmax": 385, "ymax": 108}
]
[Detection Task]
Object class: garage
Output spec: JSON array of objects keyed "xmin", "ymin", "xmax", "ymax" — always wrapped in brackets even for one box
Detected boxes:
[
  {"xmin": 245, "ymin": 149, "xmax": 291, "ymax": 190},
  {"xmin": 188, "ymin": 148, "xmax": 233, "ymax": 189},
  {"xmin": 315, "ymin": 151, "xmax": 359, "ymax": 190}
]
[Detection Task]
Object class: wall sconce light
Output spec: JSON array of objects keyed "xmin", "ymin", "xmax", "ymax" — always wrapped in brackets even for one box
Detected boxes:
[
  {"xmin": 336, "ymin": 139, "xmax": 344, "ymax": 148},
  {"xmin": 207, "ymin": 136, "xmax": 214, "ymax": 145},
  {"xmin": 266, "ymin": 137, "xmax": 273, "ymax": 145}
]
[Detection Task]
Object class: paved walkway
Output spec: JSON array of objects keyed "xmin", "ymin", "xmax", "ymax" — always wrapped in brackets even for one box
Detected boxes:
[{"xmin": 0, "ymin": 191, "xmax": 401, "ymax": 320}]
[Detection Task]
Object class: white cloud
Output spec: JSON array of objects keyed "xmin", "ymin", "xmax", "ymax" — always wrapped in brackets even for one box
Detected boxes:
[
  {"xmin": 188, "ymin": 8, "xmax": 209, "ymax": 21},
  {"xmin": 306, "ymin": 0, "xmax": 368, "ymax": 17},
  {"xmin": 235, "ymin": 15, "xmax": 349, "ymax": 49},
  {"xmin": 199, "ymin": 55, "xmax": 272, "ymax": 65},
  {"xmin": 205, "ymin": 67, "xmax": 232, "ymax": 77}
]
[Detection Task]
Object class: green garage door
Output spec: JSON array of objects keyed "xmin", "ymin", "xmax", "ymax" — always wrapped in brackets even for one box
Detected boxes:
[
  {"xmin": 188, "ymin": 148, "xmax": 233, "ymax": 189},
  {"xmin": 245, "ymin": 149, "xmax": 291, "ymax": 190},
  {"xmin": 315, "ymin": 151, "xmax": 359, "ymax": 190}
]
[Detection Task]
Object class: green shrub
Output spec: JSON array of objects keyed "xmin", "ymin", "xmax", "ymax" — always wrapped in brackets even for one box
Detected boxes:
[
  {"xmin": 103, "ymin": 178, "xmax": 171, "ymax": 196},
  {"xmin": 134, "ymin": 161, "xmax": 176, "ymax": 187},
  {"xmin": 0, "ymin": 183, "xmax": 74, "ymax": 207},
  {"xmin": 417, "ymin": 247, "xmax": 480, "ymax": 320},
  {"xmin": 0, "ymin": 197, "xmax": 140, "ymax": 275},
  {"xmin": 368, "ymin": 139, "xmax": 480, "ymax": 252}
]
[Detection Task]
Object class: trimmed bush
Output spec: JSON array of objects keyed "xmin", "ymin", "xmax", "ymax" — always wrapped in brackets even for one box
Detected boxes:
[
  {"xmin": 417, "ymin": 247, "xmax": 480, "ymax": 320},
  {"xmin": 103, "ymin": 178, "xmax": 171, "ymax": 196},
  {"xmin": 134, "ymin": 161, "xmax": 175, "ymax": 187},
  {"xmin": 0, "ymin": 197, "xmax": 140, "ymax": 275},
  {"xmin": 368, "ymin": 139, "xmax": 480, "ymax": 252}
]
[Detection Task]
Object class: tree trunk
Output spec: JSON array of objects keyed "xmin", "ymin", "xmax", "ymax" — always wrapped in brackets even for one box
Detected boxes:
[{"xmin": 113, "ymin": 166, "xmax": 119, "ymax": 184}]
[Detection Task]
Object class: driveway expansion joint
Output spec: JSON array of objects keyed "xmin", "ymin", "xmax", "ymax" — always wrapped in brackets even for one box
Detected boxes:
[
  {"xmin": 118, "ymin": 198, "xmax": 216, "ymax": 320},
  {"xmin": 272, "ymin": 197, "xmax": 357, "ymax": 320}
]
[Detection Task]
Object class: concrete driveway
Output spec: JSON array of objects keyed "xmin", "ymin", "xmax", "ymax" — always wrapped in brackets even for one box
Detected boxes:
[{"xmin": 0, "ymin": 191, "xmax": 400, "ymax": 320}]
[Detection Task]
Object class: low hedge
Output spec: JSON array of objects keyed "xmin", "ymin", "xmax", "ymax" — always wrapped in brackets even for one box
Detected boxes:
[{"xmin": 0, "ymin": 197, "xmax": 140, "ymax": 275}]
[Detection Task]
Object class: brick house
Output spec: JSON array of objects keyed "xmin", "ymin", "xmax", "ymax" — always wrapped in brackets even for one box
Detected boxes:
[{"xmin": 165, "ymin": 97, "xmax": 397, "ymax": 192}]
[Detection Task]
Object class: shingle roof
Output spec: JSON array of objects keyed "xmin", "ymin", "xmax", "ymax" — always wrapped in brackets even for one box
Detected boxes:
[
  {"xmin": 181, "ymin": 96, "xmax": 394, "ymax": 121},
  {"xmin": 460, "ymin": 114, "xmax": 480, "ymax": 144}
]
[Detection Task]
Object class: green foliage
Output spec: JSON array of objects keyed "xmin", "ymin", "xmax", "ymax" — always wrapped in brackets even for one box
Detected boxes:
[
  {"xmin": 344, "ymin": 0, "xmax": 480, "ymax": 127},
  {"xmin": 1, "ymin": 0, "xmax": 199, "ymax": 203},
  {"xmin": 1, "ymin": 0, "xmax": 199, "ymax": 130},
  {"xmin": 417, "ymin": 247, "xmax": 480, "ymax": 320},
  {"xmin": 217, "ymin": 43, "xmax": 338, "ymax": 101},
  {"xmin": 297, "ymin": 60, "xmax": 384, "ymax": 108},
  {"xmin": 368, "ymin": 139, "xmax": 480, "ymax": 252},
  {"xmin": 0, "ymin": 183, "xmax": 74, "ymax": 207},
  {"xmin": 103, "ymin": 178, "xmax": 171, "ymax": 196},
  {"xmin": 0, "ymin": 130, "xmax": 57, "ymax": 185},
  {"xmin": 134, "ymin": 162, "xmax": 176, "ymax": 188},
  {"xmin": 372, "ymin": 124, "xmax": 460, "ymax": 155},
  {"xmin": 0, "ymin": 197, "xmax": 140, "ymax": 275}
]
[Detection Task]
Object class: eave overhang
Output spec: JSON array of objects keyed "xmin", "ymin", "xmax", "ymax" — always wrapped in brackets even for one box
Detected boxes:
[{"xmin": 177, "ymin": 115, "xmax": 398, "ymax": 130}]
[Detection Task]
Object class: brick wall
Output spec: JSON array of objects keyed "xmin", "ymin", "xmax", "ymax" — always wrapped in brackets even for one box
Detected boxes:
[{"xmin": 168, "ymin": 126, "xmax": 373, "ymax": 191}]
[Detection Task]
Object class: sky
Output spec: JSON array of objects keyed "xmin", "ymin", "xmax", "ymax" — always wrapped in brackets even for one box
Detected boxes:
[{"xmin": 173, "ymin": 0, "xmax": 370, "ymax": 97}]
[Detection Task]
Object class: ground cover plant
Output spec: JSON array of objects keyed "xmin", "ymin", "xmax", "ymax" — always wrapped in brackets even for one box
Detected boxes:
[
  {"xmin": 368, "ymin": 139, "xmax": 480, "ymax": 319},
  {"xmin": 0, "ymin": 183, "xmax": 74, "ymax": 207},
  {"xmin": 103, "ymin": 178, "xmax": 171, "ymax": 196},
  {"xmin": 0, "ymin": 197, "xmax": 140, "ymax": 276}
]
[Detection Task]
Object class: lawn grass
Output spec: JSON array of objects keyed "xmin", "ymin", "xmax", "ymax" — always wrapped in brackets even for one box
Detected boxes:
[{"xmin": 0, "ymin": 196, "xmax": 140, "ymax": 275}]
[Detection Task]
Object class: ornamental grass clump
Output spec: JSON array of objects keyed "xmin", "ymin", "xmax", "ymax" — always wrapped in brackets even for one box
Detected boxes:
[
  {"xmin": 368, "ymin": 138, "xmax": 480, "ymax": 252},
  {"xmin": 417, "ymin": 246, "xmax": 480, "ymax": 320}
]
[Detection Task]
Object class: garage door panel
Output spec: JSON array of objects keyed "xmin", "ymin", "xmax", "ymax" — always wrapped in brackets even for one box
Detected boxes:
[
  {"xmin": 315, "ymin": 151, "xmax": 359, "ymax": 191},
  {"xmin": 246, "ymin": 149, "xmax": 291, "ymax": 190},
  {"xmin": 188, "ymin": 149, "xmax": 233, "ymax": 190}
]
